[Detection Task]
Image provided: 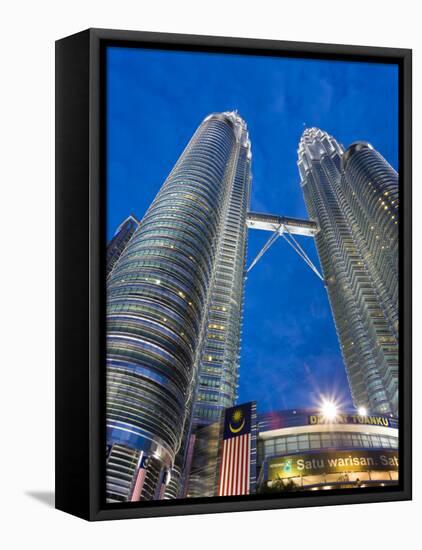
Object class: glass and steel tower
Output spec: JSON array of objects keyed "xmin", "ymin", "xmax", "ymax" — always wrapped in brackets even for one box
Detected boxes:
[
  {"xmin": 342, "ymin": 142, "xmax": 399, "ymax": 334},
  {"xmin": 106, "ymin": 112, "xmax": 251, "ymax": 502},
  {"xmin": 298, "ymin": 128, "xmax": 399, "ymax": 415},
  {"xmin": 106, "ymin": 214, "xmax": 139, "ymax": 277},
  {"xmin": 192, "ymin": 114, "xmax": 251, "ymax": 428}
]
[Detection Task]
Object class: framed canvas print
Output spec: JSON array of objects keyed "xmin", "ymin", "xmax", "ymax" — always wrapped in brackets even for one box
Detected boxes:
[{"xmin": 55, "ymin": 28, "xmax": 412, "ymax": 520}]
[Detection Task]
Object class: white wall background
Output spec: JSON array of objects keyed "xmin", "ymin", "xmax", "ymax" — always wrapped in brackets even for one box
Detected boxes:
[{"xmin": 0, "ymin": 1, "xmax": 418, "ymax": 548}]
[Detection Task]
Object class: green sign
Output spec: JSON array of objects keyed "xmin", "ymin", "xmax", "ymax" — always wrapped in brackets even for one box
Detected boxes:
[{"xmin": 268, "ymin": 450, "xmax": 398, "ymax": 480}]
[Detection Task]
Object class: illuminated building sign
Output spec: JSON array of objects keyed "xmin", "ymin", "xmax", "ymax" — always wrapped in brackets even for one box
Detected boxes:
[
  {"xmin": 268, "ymin": 450, "xmax": 398, "ymax": 480},
  {"xmin": 308, "ymin": 414, "xmax": 393, "ymax": 427}
]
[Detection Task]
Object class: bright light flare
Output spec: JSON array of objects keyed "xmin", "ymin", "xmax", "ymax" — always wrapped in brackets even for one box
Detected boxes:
[
  {"xmin": 357, "ymin": 406, "xmax": 367, "ymax": 416},
  {"xmin": 320, "ymin": 399, "xmax": 338, "ymax": 421}
]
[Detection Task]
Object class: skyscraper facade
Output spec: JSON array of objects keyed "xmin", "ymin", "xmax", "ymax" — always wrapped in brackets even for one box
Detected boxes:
[
  {"xmin": 192, "ymin": 113, "xmax": 251, "ymax": 428},
  {"xmin": 298, "ymin": 129, "xmax": 399, "ymax": 415},
  {"xmin": 106, "ymin": 112, "xmax": 251, "ymax": 502},
  {"xmin": 342, "ymin": 142, "xmax": 399, "ymax": 335},
  {"xmin": 106, "ymin": 214, "xmax": 139, "ymax": 277}
]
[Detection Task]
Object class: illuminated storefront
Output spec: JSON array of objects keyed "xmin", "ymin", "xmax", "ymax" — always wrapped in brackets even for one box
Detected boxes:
[
  {"xmin": 257, "ymin": 409, "xmax": 398, "ymax": 492},
  {"xmin": 187, "ymin": 406, "xmax": 398, "ymax": 497}
]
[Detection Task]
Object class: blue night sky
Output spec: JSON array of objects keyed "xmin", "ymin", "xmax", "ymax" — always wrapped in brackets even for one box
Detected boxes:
[{"xmin": 106, "ymin": 46, "xmax": 398, "ymax": 413}]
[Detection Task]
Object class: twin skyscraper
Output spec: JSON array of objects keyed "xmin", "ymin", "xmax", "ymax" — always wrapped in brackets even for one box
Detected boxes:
[
  {"xmin": 299, "ymin": 129, "xmax": 398, "ymax": 417},
  {"xmin": 105, "ymin": 112, "xmax": 398, "ymax": 502}
]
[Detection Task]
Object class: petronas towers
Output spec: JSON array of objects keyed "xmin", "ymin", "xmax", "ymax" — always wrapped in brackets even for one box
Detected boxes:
[
  {"xmin": 106, "ymin": 114, "xmax": 398, "ymax": 502},
  {"xmin": 106, "ymin": 112, "xmax": 251, "ymax": 502},
  {"xmin": 298, "ymin": 128, "xmax": 398, "ymax": 415}
]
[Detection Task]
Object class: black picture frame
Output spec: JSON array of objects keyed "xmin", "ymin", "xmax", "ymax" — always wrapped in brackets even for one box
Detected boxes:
[{"xmin": 55, "ymin": 28, "xmax": 412, "ymax": 521}]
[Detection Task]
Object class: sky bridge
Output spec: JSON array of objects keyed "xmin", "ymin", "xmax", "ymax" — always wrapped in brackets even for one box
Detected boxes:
[{"xmin": 246, "ymin": 211, "xmax": 324, "ymax": 281}]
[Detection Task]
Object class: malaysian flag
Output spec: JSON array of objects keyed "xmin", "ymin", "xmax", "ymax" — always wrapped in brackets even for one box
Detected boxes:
[
  {"xmin": 218, "ymin": 402, "xmax": 253, "ymax": 496},
  {"xmin": 130, "ymin": 453, "xmax": 149, "ymax": 501}
]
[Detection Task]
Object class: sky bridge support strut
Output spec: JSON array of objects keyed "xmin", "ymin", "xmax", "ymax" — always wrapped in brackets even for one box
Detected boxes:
[{"xmin": 246, "ymin": 212, "xmax": 324, "ymax": 282}]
